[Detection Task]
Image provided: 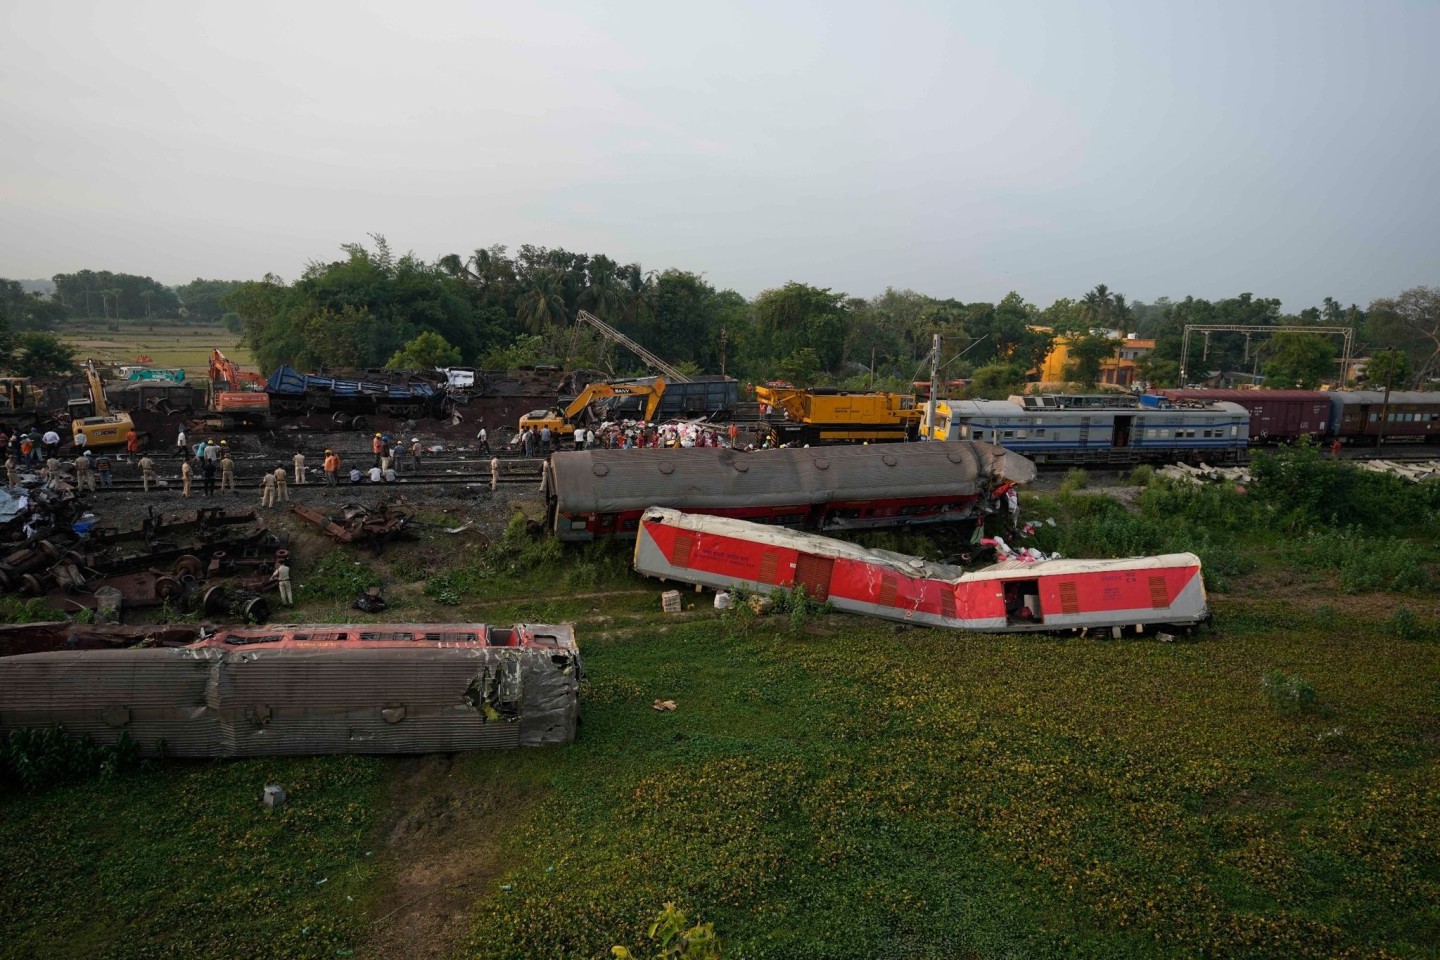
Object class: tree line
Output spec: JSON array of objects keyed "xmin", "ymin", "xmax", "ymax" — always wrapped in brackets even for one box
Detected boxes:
[{"xmin": 5, "ymin": 239, "xmax": 1438, "ymax": 391}]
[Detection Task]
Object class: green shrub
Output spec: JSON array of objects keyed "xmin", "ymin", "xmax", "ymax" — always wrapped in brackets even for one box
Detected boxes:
[
  {"xmin": 1278, "ymin": 528, "xmax": 1432, "ymax": 593},
  {"xmin": 0, "ymin": 596, "xmax": 56, "ymax": 624},
  {"xmin": 301, "ymin": 550, "xmax": 382, "ymax": 602},
  {"xmin": 1059, "ymin": 468, "xmax": 1089, "ymax": 494},
  {"xmin": 1261, "ymin": 671, "xmax": 1318, "ymax": 714},
  {"xmin": 1128, "ymin": 464, "xmax": 1155, "ymax": 487},
  {"xmin": 1387, "ymin": 606, "xmax": 1435, "ymax": 641},
  {"xmin": 1, "ymin": 726, "xmax": 141, "ymax": 791}
]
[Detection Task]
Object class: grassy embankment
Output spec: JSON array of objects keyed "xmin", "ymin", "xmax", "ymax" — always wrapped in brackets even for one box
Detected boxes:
[{"xmin": 2, "ymin": 451, "xmax": 1438, "ymax": 960}]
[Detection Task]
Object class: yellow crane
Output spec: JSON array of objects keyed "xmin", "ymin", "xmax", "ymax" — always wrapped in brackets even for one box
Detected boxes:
[
  {"xmin": 518, "ymin": 378, "xmax": 667, "ymax": 438},
  {"xmin": 71, "ymin": 359, "xmax": 138, "ymax": 449}
]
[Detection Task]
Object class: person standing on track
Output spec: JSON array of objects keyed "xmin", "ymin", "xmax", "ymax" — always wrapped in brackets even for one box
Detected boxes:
[
  {"xmin": 220, "ymin": 445, "xmax": 235, "ymax": 493},
  {"xmin": 490, "ymin": 456, "xmax": 500, "ymax": 493},
  {"xmin": 176, "ymin": 427, "xmax": 187, "ymax": 458},
  {"xmin": 274, "ymin": 466, "xmax": 288, "ymax": 502},
  {"xmin": 74, "ymin": 452, "xmax": 95, "ymax": 492},
  {"xmin": 180, "ymin": 458, "xmax": 192, "ymax": 497},
  {"xmin": 95, "ymin": 451, "xmax": 113, "ymax": 488},
  {"xmin": 323, "ymin": 449, "xmax": 339, "ymax": 485},
  {"xmin": 260, "ymin": 468, "xmax": 276, "ymax": 507},
  {"xmin": 372, "ymin": 432, "xmax": 384, "ymax": 467},
  {"xmin": 293, "ymin": 449, "xmax": 306, "ymax": 484},
  {"xmin": 138, "ymin": 454, "xmax": 156, "ymax": 492},
  {"xmin": 477, "ymin": 424, "xmax": 490, "ymax": 454},
  {"xmin": 5, "ymin": 452, "xmax": 17, "ymax": 487},
  {"xmin": 410, "ymin": 437, "xmax": 422, "ymax": 473},
  {"xmin": 125, "ymin": 428, "xmax": 140, "ymax": 457},
  {"xmin": 201, "ymin": 456, "xmax": 216, "ymax": 496}
]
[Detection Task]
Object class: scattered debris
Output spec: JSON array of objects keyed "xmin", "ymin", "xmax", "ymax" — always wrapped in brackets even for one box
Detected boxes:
[
  {"xmin": 263, "ymin": 784, "xmax": 287, "ymax": 810},
  {"xmin": 1156, "ymin": 462, "xmax": 1252, "ymax": 485},
  {"xmin": 290, "ymin": 498, "xmax": 417, "ymax": 555},
  {"xmin": 661, "ymin": 589, "xmax": 682, "ymax": 614},
  {"xmin": 651, "ymin": 699, "xmax": 677, "ymax": 712}
]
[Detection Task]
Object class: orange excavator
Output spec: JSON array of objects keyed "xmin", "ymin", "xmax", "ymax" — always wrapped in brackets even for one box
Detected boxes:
[{"xmin": 206, "ymin": 348, "xmax": 270, "ymax": 429}]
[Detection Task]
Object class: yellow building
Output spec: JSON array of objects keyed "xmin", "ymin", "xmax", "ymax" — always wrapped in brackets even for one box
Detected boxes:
[{"xmin": 1037, "ymin": 334, "xmax": 1155, "ymax": 387}]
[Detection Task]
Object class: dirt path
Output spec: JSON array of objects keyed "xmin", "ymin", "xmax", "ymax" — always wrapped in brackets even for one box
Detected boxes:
[{"xmin": 358, "ymin": 755, "xmax": 545, "ymax": 960}]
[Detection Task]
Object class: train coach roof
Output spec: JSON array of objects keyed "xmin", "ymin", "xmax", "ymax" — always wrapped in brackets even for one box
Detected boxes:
[
  {"xmin": 1333, "ymin": 390, "xmax": 1439, "ymax": 405},
  {"xmin": 554, "ymin": 442, "xmax": 1036, "ymax": 514},
  {"xmin": 1154, "ymin": 389, "xmax": 1331, "ymax": 402}
]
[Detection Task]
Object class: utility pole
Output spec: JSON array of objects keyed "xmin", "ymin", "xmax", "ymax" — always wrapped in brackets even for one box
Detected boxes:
[
  {"xmin": 719, "ymin": 328, "xmax": 728, "ymax": 378},
  {"xmin": 1377, "ymin": 347, "xmax": 1397, "ymax": 452},
  {"xmin": 926, "ymin": 333, "xmax": 941, "ymax": 441}
]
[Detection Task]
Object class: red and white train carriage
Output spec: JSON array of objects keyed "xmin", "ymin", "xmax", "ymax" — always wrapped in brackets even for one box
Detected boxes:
[{"xmin": 634, "ymin": 507, "xmax": 1209, "ymax": 633}]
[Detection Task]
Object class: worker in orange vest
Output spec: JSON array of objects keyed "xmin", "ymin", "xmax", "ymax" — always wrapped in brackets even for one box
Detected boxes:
[
  {"xmin": 372, "ymin": 432, "xmax": 384, "ymax": 467},
  {"xmin": 125, "ymin": 429, "xmax": 140, "ymax": 455},
  {"xmin": 323, "ymin": 449, "xmax": 340, "ymax": 486}
]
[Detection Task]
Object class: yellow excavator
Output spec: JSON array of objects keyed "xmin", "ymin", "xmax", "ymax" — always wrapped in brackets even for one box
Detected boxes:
[
  {"xmin": 71, "ymin": 359, "xmax": 139, "ymax": 449},
  {"xmin": 518, "ymin": 378, "xmax": 667, "ymax": 439}
]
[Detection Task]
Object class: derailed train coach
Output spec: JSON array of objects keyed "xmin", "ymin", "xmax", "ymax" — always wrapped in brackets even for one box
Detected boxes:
[
  {"xmin": 0, "ymin": 623, "xmax": 583, "ymax": 757},
  {"xmin": 634, "ymin": 507, "xmax": 1209, "ymax": 634},
  {"xmin": 545, "ymin": 442, "xmax": 1038, "ymax": 542}
]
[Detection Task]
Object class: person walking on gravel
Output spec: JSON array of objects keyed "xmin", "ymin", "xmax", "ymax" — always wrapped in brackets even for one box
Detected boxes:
[
  {"xmin": 95, "ymin": 452, "xmax": 113, "ymax": 489},
  {"xmin": 490, "ymin": 456, "xmax": 500, "ymax": 493},
  {"xmin": 138, "ymin": 454, "xmax": 156, "ymax": 492}
]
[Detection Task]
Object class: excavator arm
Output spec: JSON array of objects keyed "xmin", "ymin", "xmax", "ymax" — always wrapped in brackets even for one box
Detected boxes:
[
  {"xmin": 561, "ymin": 378, "xmax": 668, "ymax": 423},
  {"xmin": 84, "ymin": 359, "xmax": 109, "ymax": 417}
]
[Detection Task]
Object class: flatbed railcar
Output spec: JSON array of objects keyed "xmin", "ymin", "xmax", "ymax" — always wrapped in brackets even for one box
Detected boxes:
[
  {"xmin": 634, "ymin": 507, "xmax": 1209, "ymax": 634},
  {"xmin": 265, "ymin": 365, "xmax": 442, "ymax": 419},
  {"xmin": 923, "ymin": 394, "xmax": 1250, "ymax": 465},
  {"xmin": 546, "ymin": 442, "xmax": 1037, "ymax": 542},
  {"xmin": 0, "ymin": 622, "xmax": 582, "ymax": 757}
]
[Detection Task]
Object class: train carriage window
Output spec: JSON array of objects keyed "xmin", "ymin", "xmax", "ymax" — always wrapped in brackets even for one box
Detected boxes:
[
  {"xmin": 1370, "ymin": 413, "xmax": 1379, "ymax": 422},
  {"xmin": 1003, "ymin": 430, "xmax": 1014, "ymax": 439},
  {"xmin": 1146, "ymin": 428, "xmax": 1157, "ymax": 439},
  {"xmin": 1034, "ymin": 428, "xmax": 1045, "ymax": 436},
  {"xmin": 1231, "ymin": 426, "xmax": 1239, "ymax": 438},
  {"xmin": 1388, "ymin": 413, "xmax": 1397, "ymax": 421},
  {"xmin": 359, "ymin": 631, "xmax": 415, "ymax": 642},
  {"xmin": 1015, "ymin": 430, "xmax": 1027, "ymax": 439}
]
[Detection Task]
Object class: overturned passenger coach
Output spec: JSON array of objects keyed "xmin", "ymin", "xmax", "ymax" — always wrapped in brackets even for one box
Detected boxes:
[
  {"xmin": 546, "ymin": 442, "xmax": 1037, "ymax": 541},
  {"xmin": 0, "ymin": 623, "xmax": 583, "ymax": 757},
  {"xmin": 634, "ymin": 508, "xmax": 1209, "ymax": 633}
]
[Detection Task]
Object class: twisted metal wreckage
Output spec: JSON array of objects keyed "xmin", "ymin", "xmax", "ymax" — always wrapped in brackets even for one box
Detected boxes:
[{"xmin": 0, "ymin": 622, "xmax": 584, "ymax": 756}]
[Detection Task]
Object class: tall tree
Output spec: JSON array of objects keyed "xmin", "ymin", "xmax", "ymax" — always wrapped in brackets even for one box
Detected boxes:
[
  {"xmin": 1263, "ymin": 333, "xmax": 1336, "ymax": 388},
  {"xmin": 1367, "ymin": 286, "xmax": 1440, "ymax": 386},
  {"xmin": 516, "ymin": 268, "xmax": 569, "ymax": 333}
]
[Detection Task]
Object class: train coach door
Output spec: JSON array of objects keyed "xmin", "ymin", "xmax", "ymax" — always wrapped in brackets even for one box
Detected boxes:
[
  {"xmin": 795, "ymin": 553, "xmax": 835, "ymax": 602},
  {"xmin": 1112, "ymin": 415, "xmax": 1133, "ymax": 449},
  {"xmin": 1079, "ymin": 416, "xmax": 1091, "ymax": 449}
]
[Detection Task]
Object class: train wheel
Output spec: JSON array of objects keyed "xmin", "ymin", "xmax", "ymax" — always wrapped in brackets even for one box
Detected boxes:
[
  {"xmin": 155, "ymin": 576, "xmax": 183, "ymax": 601},
  {"xmin": 202, "ymin": 584, "xmax": 229, "ymax": 616},
  {"xmin": 173, "ymin": 555, "xmax": 204, "ymax": 578}
]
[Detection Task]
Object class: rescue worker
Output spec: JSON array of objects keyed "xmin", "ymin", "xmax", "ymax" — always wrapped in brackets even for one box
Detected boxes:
[
  {"xmin": 260, "ymin": 468, "xmax": 276, "ymax": 507},
  {"xmin": 95, "ymin": 451, "xmax": 113, "ymax": 488},
  {"xmin": 44, "ymin": 456, "xmax": 61, "ymax": 485},
  {"xmin": 293, "ymin": 449, "xmax": 306, "ymax": 484},
  {"xmin": 201, "ymin": 456, "xmax": 216, "ymax": 496},
  {"xmin": 138, "ymin": 454, "xmax": 156, "ymax": 492},
  {"xmin": 372, "ymin": 432, "xmax": 384, "ymax": 467},
  {"xmin": 5, "ymin": 452, "xmax": 17, "ymax": 487},
  {"xmin": 273, "ymin": 465, "xmax": 288, "ymax": 502},
  {"xmin": 269, "ymin": 558, "xmax": 293, "ymax": 606},
  {"xmin": 220, "ymin": 446, "xmax": 235, "ymax": 493},
  {"xmin": 380, "ymin": 437, "xmax": 393, "ymax": 475},
  {"xmin": 490, "ymin": 456, "xmax": 500, "ymax": 493},
  {"xmin": 476, "ymin": 424, "xmax": 490, "ymax": 454},
  {"xmin": 74, "ymin": 452, "xmax": 95, "ymax": 493},
  {"xmin": 410, "ymin": 437, "xmax": 422, "ymax": 473},
  {"xmin": 176, "ymin": 427, "xmax": 188, "ymax": 458},
  {"xmin": 125, "ymin": 428, "xmax": 140, "ymax": 457},
  {"xmin": 19, "ymin": 435, "xmax": 35, "ymax": 466},
  {"xmin": 323, "ymin": 449, "xmax": 339, "ymax": 485},
  {"xmin": 73, "ymin": 431, "xmax": 87, "ymax": 455},
  {"xmin": 180, "ymin": 458, "xmax": 192, "ymax": 498},
  {"xmin": 540, "ymin": 425, "xmax": 552, "ymax": 455},
  {"xmin": 41, "ymin": 428, "xmax": 61, "ymax": 459}
]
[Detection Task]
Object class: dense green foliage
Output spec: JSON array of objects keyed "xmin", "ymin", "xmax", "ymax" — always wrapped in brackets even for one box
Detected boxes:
[{"xmin": 52, "ymin": 269, "xmax": 182, "ymax": 320}]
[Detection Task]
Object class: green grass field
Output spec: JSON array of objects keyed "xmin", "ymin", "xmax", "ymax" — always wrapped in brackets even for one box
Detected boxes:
[
  {"xmin": 60, "ymin": 320, "xmax": 253, "ymax": 373},
  {"xmin": 2, "ymin": 463, "xmax": 1438, "ymax": 959}
]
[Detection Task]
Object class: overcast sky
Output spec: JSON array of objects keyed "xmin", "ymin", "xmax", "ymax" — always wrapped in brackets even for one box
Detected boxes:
[{"xmin": 2, "ymin": 0, "xmax": 1436, "ymax": 311}]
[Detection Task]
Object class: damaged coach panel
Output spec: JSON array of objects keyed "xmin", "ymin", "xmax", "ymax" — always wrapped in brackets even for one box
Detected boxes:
[
  {"xmin": 549, "ymin": 442, "xmax": 1037, "ymax": 541},
  {"xmin": 0, "ymin": 623, "xmax": 582, "ymax": 756},
  {"xmin": 634, "ymin": 508, "xmax": 1208, "ymax": 633}
]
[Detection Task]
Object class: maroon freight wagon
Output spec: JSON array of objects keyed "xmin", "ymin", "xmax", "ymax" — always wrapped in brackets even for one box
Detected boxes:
[{"xmin": 1153, "ymin": 389, "xmax": 1332, "ymax": 442}]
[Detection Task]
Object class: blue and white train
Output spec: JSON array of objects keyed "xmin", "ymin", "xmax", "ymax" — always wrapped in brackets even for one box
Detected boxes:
[{"xmin": 922, "ymin": 394, "xmax": 1250, "ymax": 465}]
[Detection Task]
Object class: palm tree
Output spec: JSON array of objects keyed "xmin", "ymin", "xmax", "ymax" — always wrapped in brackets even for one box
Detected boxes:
[
  {"xmin": 620, "ymin": 264, "xmax": 657, "ymax": 328},
  {"xmin": 580, "ymin": 255, "xmax": 624, "ymax": 320},
  {"xmin": 516, "ymin": 269, "xmax": 568, "ymax": 333}
]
